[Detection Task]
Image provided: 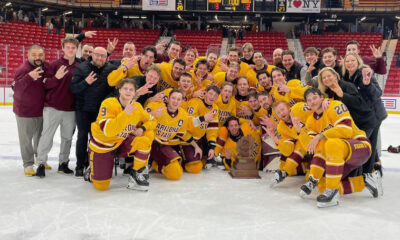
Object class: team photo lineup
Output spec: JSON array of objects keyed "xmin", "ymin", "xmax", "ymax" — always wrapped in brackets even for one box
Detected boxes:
[{"xmin": 11, "ymin": 19, "xmax": 389, "ymax": 209}]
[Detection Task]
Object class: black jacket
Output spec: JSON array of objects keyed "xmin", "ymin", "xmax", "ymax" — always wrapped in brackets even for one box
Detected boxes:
[
  {"xmin": 343, "ymin": 67, "xmax": 387, "ymax": 124},
  {"xmin": 325, "ymin": 80, "xmax": 378, "ymax": 130},
  {"xmin": 70, "ymin": 58, "xmax": 117, "ymax": 112},
  {"xmin": 286, "ymin": 63, "xmax": 303, "ymax": 81}
]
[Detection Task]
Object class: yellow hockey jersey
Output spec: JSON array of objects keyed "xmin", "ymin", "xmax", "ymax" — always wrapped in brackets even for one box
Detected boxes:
[
  {"xmin": 89, "ymin": 98, "xmax": 156, "ymax": 153},
  {"xmin": 157, "ymin": 62, "xmax": 179, "ymax": 92},
  {"xmin": 220, "ymin": 121, "xmax": 262, "ymax": 168},
  {"xmin": 107, "ymin": 62, "xmax": 145, "ymax": 87},
  {"xmin": 215, "ymin": 95, "xmax": 237, "ymax": 127},
  {"xmin": 186, "ymin": 98, "xmax": 219, "ymax": 142},
  {"xmin": 271, "ymin": 80, "xmax": 308, "ymax": 106},
  {"xmin": 233, "ymin": 93, "xmax": 251, "ymax": 120},
  {"xmin": 145, "ymin": 101, "xmax": 192, "ymax": 145},
  {"xmin": 305, "ymin": 100, "xmax": 369, "ymax": 140},
  {"xmin": 275, "ymin": 102, "xmax": 313, "ymax": 156}
]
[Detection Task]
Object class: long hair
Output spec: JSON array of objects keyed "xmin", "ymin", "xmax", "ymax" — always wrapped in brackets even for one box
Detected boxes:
[
  {"xmin": 317, "ymin": 67, "xmax": 341, "ymax": 97},
  {"xmin": 342, "ymin": 52, "xmax": 364, "ymax": 76}
]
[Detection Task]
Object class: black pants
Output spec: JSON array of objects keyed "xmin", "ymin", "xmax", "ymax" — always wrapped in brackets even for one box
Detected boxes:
[
  {"xmin": 363, "ymin": 123, "xmax": 381, "ymax": 174},
  {"xmin": 75, "ymin": 111, "xmax": 98, "ymax": 170}
]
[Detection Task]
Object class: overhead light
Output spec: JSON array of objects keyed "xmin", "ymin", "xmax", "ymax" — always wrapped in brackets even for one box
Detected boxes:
[
  {"xmin": 324, "ymin": 19, "xmax": 342, "ymax": 22},
  {"xmin": 5, "ymin": 2, "xmax": 11, "ymax": 7},
  {"xmin": 42, "ymin": 8, "xmax": 48, "ymax": 12},
  {"xmin": 281, "ymin": 15, "xmax": 285, "ymax": 21},
  {"xmin": 64, "ymin": 11, "xmax": 72, "ymax": 15},
  {"xmin": 178, "ymin": 14, "xmax": 183, "ymax": 20},
  {"xmin": 244, "ymin": 15, "xmax": 247, "ymax": 22},
  {"xmin": 214, "ymin": 14, "xmax": 218, "ymax": 21},
  {"xmin": 141, "ymin": 16, "xmax": 147, "ymax": 19},
  {"xmin": 99, "ymin": 12, "xmax": 103, "ymax": 16},
  {"xmin": 123, "ymin": 16, "xmax": 139, "ymax": 19},
  {"xmin": 360, "ymin": 16, "xmax": 367, "ymax": 22},
  {"xmin": 396, "ymin": 16, "xmax": 400, "ymax": 20},
  {"xmin": 114, "ymin": 11, "xmax": 118, "ymax": 16}
]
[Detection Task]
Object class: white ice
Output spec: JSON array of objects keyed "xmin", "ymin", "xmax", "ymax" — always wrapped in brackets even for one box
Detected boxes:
[{"xmin": 0, "ymin": 106, "xmax": 399, "ymax": 240}]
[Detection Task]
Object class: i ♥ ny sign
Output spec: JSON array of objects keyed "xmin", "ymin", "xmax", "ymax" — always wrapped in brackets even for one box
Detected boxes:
[{"xmin": 286, "ymin": 0, "xmax": 321, "ymax": 13}]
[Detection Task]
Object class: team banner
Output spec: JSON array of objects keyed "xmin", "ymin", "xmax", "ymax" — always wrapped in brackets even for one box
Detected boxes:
[
  {"xmin": 277, "ymin": 0, "xmax": 321, "ymax": 13},
  {"xmin": 142, "ymin": 0, "xmax": 177, "ymax": 11},
  {"xmin": 208, "ymin": 0, "xmax": 253, "ymax": 12}
]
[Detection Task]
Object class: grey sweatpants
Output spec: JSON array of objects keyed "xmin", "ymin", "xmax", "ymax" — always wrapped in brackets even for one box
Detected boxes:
[
  {"xmin": 36, "ymin": 107, "xmax": 76, "ymax": 165},
  {"xmin": 15, "ymin": 115, "xmax": 43, "ymax": 168}
]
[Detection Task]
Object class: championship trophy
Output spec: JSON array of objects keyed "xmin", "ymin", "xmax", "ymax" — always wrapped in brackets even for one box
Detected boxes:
[{"xmin": 229, "ymin": 135, "xmax": 260, "ymax": 179}]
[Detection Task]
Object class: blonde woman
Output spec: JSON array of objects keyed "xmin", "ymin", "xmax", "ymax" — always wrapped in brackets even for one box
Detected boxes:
[{"xmin": 342, "ymin": 53, "xmax": 385, "ymax": 190}]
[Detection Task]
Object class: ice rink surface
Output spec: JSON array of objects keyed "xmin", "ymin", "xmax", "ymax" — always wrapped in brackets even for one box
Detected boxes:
[{"xmin": 0, "ymin": 106, "xmax": 399, "ymax": 240}]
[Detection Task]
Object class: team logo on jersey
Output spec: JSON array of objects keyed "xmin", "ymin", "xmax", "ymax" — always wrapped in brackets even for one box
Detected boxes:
[
  {"xmin": 212, "ymin": 109, "xmax": 217, "ymax": 114},
  {"xmin": 178, "ymin": 119, "xmax": 184, "ymax": 127},
  {"xmin": 146, "ymin": 107, "xmax": 152, "ymax": 112}
]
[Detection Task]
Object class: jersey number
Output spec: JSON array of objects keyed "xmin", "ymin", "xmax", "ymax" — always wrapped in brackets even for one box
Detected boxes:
[
  {"xmin": 187, "ymin": 107, "xmax": 194, "ymax": 115},
  {"xmin": 101, "ymin": 107, "xmax": 107, "ymax": 117},
  {"xmin": 334, "ymin": 104, "xmax": 348, "ymax": 115}
]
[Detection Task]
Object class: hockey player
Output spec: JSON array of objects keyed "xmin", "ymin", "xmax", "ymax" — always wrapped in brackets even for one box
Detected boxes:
[
  {"xmin": 157, "ymin": 58, "xmax": 186, "ymax": 92},
  {"xmin": 215, "ymin": 82, "xmax": 236, "ymax": 127},
  {"xmin": 256, "ymin": 91, "xmax": 281, "ymax": 171},
  {"xmin": 256, "ymin": 70, "xmax": 273, "ymax": 94},
  {"xmin": 219, "ymin": 117, "xmax": 262, "ymax": 170},
  {"xmin": 270, "ymin": 67, "xmax": 308, "ymax": 106},
  {"xmin": 107, "ymin": 46, "xmax": 157, "ymax": 86},
  {"xmin": 87, "ymin": 78, "xmax": 156, "ymax": 191},
  {"xmin": 234, "ymin": 76, "xmax": 253, "ymax": 120},
  {"xmin": 144, "ymin": 72, "xmax": 193, "ymax": 110},
  {"xmin": 301, "ymin": 88, "xmax": 376, "ymax": 207},
  {"xmin": 183, "ymin": 85, "xmax": 220, "ymax": 169},
  {"xmin": 267, "ymin": 100, "xmax": 313, "ymax": 187},
  {"xmin": 146, "ymin": 89, "xmax": 202, "ymax": 180}
]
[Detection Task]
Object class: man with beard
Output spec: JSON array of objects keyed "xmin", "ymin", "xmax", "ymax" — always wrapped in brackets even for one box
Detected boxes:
[
  {"xmin": 80, "ymin": 43, "xmax": 94, "ymax": 62},
  {"xmin": 272, "ymin": 48, "xmax": 284, "ymax": 68},
  {"xmin": 256, "ymin": 70, "xmax": 273, "ymax": 93},
  {"xmin": 108, "ymin": 46, "xmax": 157, "ymax": 86},
  {"xmin": 157, "ymin": 58, "xmax": 186, "ymax": 92},
  {"xmin": 70, "ymin": 47, "xmax": 118, "ymax": 177},
  {"xmin": 12, "ymin": 44, "xmax": 49, "ymax": 176}
]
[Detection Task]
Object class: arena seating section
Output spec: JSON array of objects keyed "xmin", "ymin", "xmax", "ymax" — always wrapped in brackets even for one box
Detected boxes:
[
  {"xmin": 235, "ymin": 31, "xmax": 288, "ymax": 64},
  {"xmin": 300, "ymin": 33, "xmax": 382, "ymax": 58},
  {"xmin": 384, "ymin": 41, "xmax": 400, "ymax": 94},
  {"xmin": 174, "ymin": 30, "xmax": 223, "ymax": 56},
  {"xmin": 0, "ymin": 21, "xmax": 65, "ymax": 86},
  {"xmin": 80, "ymin": 28, "xmax": 160, "ymax": 60}
]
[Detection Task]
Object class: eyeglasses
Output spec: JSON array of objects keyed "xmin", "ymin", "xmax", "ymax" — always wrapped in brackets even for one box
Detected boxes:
[{"xmin": 93, "ymin": 52, "xmax": 107, "ymax": 59}]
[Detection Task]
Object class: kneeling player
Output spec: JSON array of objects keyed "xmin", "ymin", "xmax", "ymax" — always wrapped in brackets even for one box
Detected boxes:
[
  {"xmin": 146, "ymin": 89, "xmax": 202, "ymax": 180},
  {"xmin": 266, "ymin": 101, "xmax": 312, "ymax": 186},
  {"xmin": 302, "ymin": 88, "xmax": 373, "ymax": 207},
  {"xmin": 218, "ymin": 117, "xmax": 262, "ymax": 170},
  {"xmin": 88, "ymin": 78, "xmax": 156, "ymax": 191}
]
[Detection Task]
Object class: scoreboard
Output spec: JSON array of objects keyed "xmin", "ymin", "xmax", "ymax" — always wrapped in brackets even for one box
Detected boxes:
[{"xmin": 208, "ymin": 0, "xmax": 253, "ymax": 11}]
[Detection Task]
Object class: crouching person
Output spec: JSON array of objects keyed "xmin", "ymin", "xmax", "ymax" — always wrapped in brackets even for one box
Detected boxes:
[
  {"xmin": 88, "ymin": 78, "xmax": 156, "ymax": 191},
  {"xmin": 146, "ymin": 89, "xmax": 202, "ymax": 180},
  {"xmin": 266, "ymin": 101, "xmax": 313, "ymax": 187},
  {"xmin": 217, "ymin": 117, "xmax": 262, "ymax": 170},
  {"xmin": 301, "ymin": 88, "xmax": 372, "ymax": 207}
]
